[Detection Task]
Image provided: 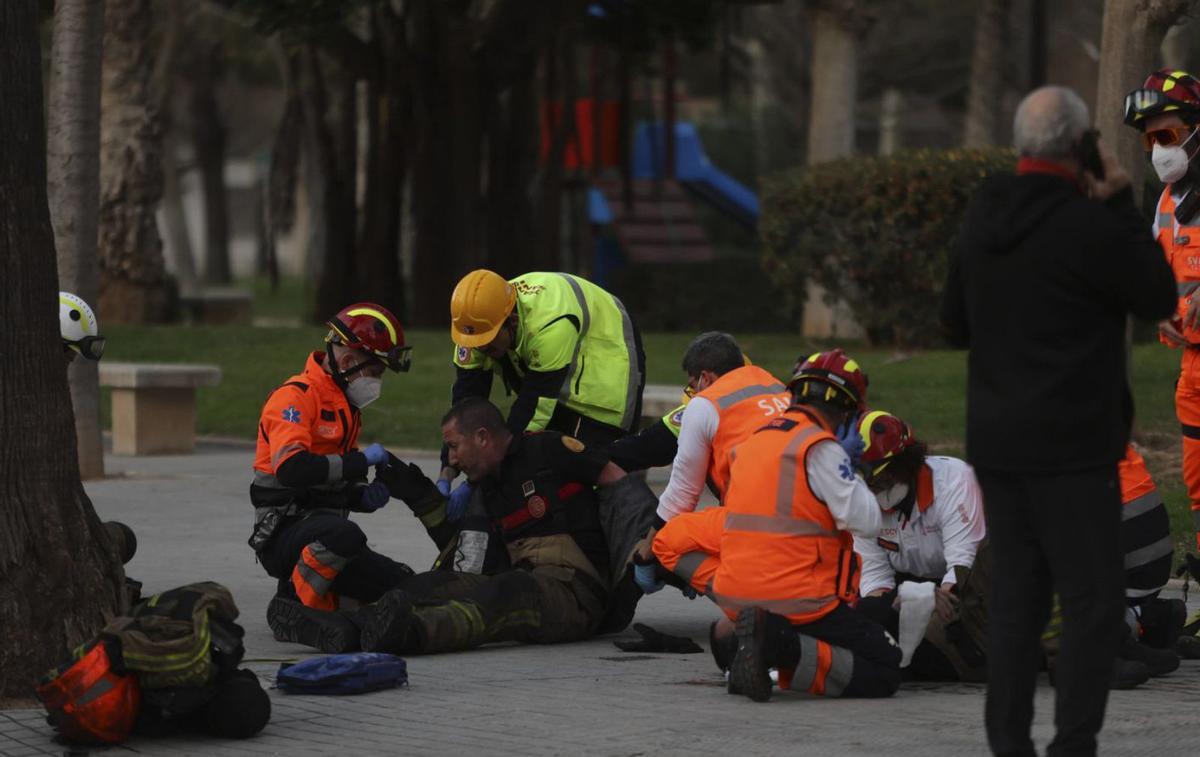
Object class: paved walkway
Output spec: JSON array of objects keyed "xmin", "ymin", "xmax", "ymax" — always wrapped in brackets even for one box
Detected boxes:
[{"xmin": 3, "ymin": 443, "xmax": 1198, "ymax": 756}]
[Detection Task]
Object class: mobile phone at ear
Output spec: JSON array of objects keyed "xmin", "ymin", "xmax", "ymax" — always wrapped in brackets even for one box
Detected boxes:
[{"xmin": 1079, "ymin": 129, "xmax": 1105, "ymax": 180}]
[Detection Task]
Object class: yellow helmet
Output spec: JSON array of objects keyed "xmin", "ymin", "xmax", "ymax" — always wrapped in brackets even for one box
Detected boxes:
[{"xmin": 450, "ymin": 269, "xmax": 517, "ymax": 348}]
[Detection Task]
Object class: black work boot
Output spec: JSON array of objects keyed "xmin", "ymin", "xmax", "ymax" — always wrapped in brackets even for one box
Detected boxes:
[
  {"xmin": 728, "ymin": 607, "xmax": 798, "ymax": 702},
  {"xmin": 1109, "ymin": 658, "xmax": 1150, "ymax": 690},
  {"xmin": 359, "ymin": 589, "xmax": 415, "ymax": 653},
  {"xmin": 1119, "ymin": 637, "xmax": 1180, "ymax": 677},
  {"xmin": 267, "ymin": 594, "xmax": 360, "ymax": 653},
  {"xmin": 1137, "ymin": 598, "xmax": 1187, "ymax": 648},
  {"xmin": 710, "ymin": 621, "xmax": 736, "ymax": 672}
]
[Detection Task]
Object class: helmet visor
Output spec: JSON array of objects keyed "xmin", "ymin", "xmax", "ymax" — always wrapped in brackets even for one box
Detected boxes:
[
  {"xmin": 66, "ymin": 335, "xmax": 106, "ymax": 361},
  {"xmin": 379, "ymin": 345, "xmax": 412, "ymax": 373},
  {"xmin": 1125, "ymin": 88, "xmax": 1175, "ymax": 126}
]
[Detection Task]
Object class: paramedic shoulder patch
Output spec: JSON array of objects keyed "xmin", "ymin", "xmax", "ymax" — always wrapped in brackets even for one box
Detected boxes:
[{"xmin": 561, "ymin": 435, "xmax": 585, "ymax": 453}]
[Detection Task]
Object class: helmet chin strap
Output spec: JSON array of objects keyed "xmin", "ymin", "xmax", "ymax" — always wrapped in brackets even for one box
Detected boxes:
[{"xmin": 326, "ymin": 343, "xmax": 369, "ymax": 391}]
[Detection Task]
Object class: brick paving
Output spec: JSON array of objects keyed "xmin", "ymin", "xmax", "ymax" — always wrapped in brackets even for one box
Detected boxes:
[{"xmin": 3, "ymin": 443, "xmax": 1197, "ymax": 756}]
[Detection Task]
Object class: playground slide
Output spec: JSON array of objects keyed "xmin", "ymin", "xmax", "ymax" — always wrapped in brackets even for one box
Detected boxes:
[{"xmin": 631, "ymin": 122, "xmax": 760, "ymax": 231}]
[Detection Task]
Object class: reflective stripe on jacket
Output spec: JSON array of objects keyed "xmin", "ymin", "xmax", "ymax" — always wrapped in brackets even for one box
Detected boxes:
[
  {"xmin": 712, "ymin": 408, "xmax": 858, "ymax": 624},
  {"xmin": 453, "ymin": 272, "xmax": 642, "ymax": 432},
  {"xmin": 695, "ymin": 364, "xmax": 790, "ymax": 499}
]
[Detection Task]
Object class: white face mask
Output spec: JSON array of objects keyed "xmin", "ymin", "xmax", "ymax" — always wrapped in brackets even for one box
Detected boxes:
[
  {"xmin": 346, "ymin": 376, "xmax": 383, "ymax": 408},
  {"xmin": 1151, "ymin": 130, "xmax": 1197, "ymax": 184},
  {"xmin": 875, "ymin": 482, "xmax": 910, "ymax": 511}
]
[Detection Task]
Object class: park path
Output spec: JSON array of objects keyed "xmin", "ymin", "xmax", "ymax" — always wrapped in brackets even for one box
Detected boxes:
[{"xmin": 2, "ymin": 442, "xmax": 1198, "ymax": 756}]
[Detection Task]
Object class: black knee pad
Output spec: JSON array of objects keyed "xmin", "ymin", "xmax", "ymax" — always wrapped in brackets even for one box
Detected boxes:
[{"xmin": 313, "ymin": 519, "xmax": 368, "ymax": 557}]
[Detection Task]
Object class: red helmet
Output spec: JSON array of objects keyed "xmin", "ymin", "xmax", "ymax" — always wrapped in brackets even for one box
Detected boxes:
[
  {"xmin": 325, "ymin": 303, "xmax": 412, "ymax": 373},
  {"xmin": 788, "ymin": 348, "xmax": 868, "ymax": 410},
  {"xmin": 858, "ymin": 410, "xmax": 914, "ymax": 478},
  {"xmin": 1124, "ymin": 69, "xmax": 1200, "ymax": 129}
]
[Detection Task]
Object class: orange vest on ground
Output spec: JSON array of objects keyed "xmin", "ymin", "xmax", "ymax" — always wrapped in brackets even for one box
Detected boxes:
[
  {"xmin": 1154, "ymin": 188, "xmax": 1200, "ymax": 344},
  {"xmin": 253, "ymin": 351, "xmax": 362, "ymax": 477},
  {"xmin": 1118, "ymin": 444, "xmax": 1156, "ymax": 506},
  {"xmin": 695, "ymin": 365, "xmax": 790, "ymax": 499},
  {"xmin": 712, "ymin": 407, "xmax": 859, "ymax": 624}
]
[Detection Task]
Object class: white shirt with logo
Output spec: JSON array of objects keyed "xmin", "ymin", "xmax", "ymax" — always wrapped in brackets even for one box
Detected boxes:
[{"xmin": 853, "ymin": 456, "xmax": 986, "ymax": 596}]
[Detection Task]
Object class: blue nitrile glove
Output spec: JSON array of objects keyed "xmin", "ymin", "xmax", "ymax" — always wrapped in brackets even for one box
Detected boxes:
[
  {"xmin": 362, "ymin": 443, "xmax": 388, "ymax": 467},
  {"xmin": 446, "ymin": 481, "xmax": 474, "ymax": 522},
  {"xmin": 360, "ymin": 481, "xmax": 390, "ymax": 511},
  {"xmin": 436, "ymin": 478, "xmax": 452, "ymax": 497},
  {"xmin": 633, "ymin": 563, "xmax": 665, "ymax": 594},
  {"xmin": 836, "ymin": 418, "xmax": 865, "ymax": 470}
]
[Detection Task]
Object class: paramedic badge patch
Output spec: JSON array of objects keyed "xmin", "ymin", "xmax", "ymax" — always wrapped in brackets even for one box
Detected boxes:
[
  {"xmin": 456, "ymin": 345, "xmax": 470, "ymax": 363},
  {"xmin": 527, "ymin": 495, "xmax": 547, "ymax": 518},
  {"xmin": 282, "ymin": 406, "xmax": 301, "ymax": 423}
]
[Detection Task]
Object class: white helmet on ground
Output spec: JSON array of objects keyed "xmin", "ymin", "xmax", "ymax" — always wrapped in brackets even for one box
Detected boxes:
[{"xmin": 59, "ymin": 291, "xmax": 105, "ymax": 360}]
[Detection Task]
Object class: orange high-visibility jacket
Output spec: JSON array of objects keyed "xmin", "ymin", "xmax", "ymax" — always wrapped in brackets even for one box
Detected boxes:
[
  {"xmin": 253, "ymin": 352, "xmax": 362, "ymax": 482},
  {"xmin": 711, "ymin": 407, "xmax": 859, "ymax": 624},
  {"xmin": 695, "ymin": 364, "xmax": 791, "ymax": 498},
  {"xmin": 1155, "ymin": 188, "xmax": 1200, "ymax": 344}
]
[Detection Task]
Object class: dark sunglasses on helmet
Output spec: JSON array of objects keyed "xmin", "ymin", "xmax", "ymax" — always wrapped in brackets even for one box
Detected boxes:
[
  {"xmin": 1124, "ymin": 88, "xmax": 1171, "ymax": 125},
  {"xmin": 1141, "ymin": 125, "xmax": 1196, "ymax": 151},
  {"xmin": 64, "ymin": 335, "xmax": 106, "ymax": 361}
]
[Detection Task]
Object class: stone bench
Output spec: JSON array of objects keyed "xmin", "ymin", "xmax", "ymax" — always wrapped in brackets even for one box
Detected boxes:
[
  {"xmin": 641, "ymin": 383, "xmax": 684, "ymax": 426},
  {"xmin": 99, "ymin": 362, "xmax": 222, "ymax": 455}
]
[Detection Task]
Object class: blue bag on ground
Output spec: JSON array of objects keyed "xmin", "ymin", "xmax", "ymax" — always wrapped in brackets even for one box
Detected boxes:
[{"xmin": 276, "ymin": 653, "xmax": 407, "ymax": 695}]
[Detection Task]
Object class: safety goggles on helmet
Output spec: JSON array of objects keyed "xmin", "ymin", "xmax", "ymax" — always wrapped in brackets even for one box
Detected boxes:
[
  {"xmin": 1124, "ymin": 69, "xmax": 1200, "ymax": 128},
  {"xmin": 64, "ymin": 335, "xmax": 107, "ymax": 361},
  {"xmin": 1141, "ymin": 125, "xmax": 1197, "ymax": 151}
]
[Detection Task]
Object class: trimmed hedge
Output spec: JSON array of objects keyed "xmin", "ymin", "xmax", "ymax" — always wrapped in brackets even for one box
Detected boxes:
[{"xmin": 760, "ymin": 147, "xmax": 1016, "ymax": 346}]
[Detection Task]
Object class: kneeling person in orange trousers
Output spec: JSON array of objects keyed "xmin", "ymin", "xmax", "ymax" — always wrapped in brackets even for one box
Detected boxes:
[{"xmin": 652, "ymin": 350, "xmax": 900, "ymax": 701}]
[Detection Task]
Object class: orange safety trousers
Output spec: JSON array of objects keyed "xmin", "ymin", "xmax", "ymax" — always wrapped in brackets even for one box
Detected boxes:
[
  {"xmin": 1155, "ymin": 188, "xmax": 1200, "ymax": 549},
  {"xmin": 653, "ymin": 507, "xmax": 858, "ymax": 696}
]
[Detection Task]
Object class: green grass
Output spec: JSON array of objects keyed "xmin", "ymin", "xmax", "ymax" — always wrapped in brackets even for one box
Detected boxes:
[{"xmin": 99, "ymin": 325, "xmax": 1197, "ymax": 564}]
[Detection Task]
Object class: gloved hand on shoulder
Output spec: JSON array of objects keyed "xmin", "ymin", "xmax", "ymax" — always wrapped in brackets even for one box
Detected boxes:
[
  {"xmin": 446, "ymin": 482, "xmax": 474, "ymax": 522},
  {"xmin": 362, "ymin": 443, "xmax": 389, "ymax": 467},
  {"xmin": 358, "ymin": 481, "xmax": 390, "ymax": 512},
  {"xmin": 836, "ymin": 416, "xmax": 865, "ymax": 469}
]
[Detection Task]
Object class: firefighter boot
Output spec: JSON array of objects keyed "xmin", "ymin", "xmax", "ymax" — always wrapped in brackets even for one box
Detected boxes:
[
  {"xmin": 267, "ymin": 594, "xmax": 360, "ymax": 653},
  {"xmin": 728, "ymin": 608, "xmax": 800, "ymax": 702},
  {"xmin": 1119, "ymin": 637, "xmax": 1180, "ymax": 677},
  {"xmin": 359, "ymin": 588, "xmax": 416, "ymax": 653},
  {"xmin": 1137, "ymin": 598, "xmax": 1187, "ymax": 649}
]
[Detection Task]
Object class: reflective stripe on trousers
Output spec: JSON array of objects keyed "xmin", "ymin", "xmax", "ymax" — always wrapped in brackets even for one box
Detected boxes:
[{"xmin": 291, "ymin": 540, "xmax": 347, "ymax": 610}]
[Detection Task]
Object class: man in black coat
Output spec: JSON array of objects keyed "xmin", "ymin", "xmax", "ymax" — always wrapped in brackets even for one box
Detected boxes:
[{"xmin": 941, "ymin": 85, "xmax": 1176, "ymax": 757}]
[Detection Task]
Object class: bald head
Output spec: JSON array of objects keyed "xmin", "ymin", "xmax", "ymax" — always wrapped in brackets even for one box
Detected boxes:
[{"xmin": 1013, "ymin": 86, "xmax": 1090, "ymax": 161}]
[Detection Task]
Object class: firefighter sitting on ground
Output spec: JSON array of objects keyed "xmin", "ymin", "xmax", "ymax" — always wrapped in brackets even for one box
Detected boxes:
[
  {"xmin": 651, "ymin": 350, "xmax": 901, "ymax": 702},
  {"xmin": 851, "ymin": 411, "xmax": 990, "ymax": 682},
  {"xmin": 1043, "ymin": 443, "xmax": 1186, "ymax": 688},
  {"xmin": 250, "ymin": 303, "xmax": 415, "ymax": 653},
  {"xmin": 358, "ymin": 397, "xmax": 641, "ymax": 654},
  {"xmin": 441, "ymin": 269, "xmax": 646, "ymax": 516}
]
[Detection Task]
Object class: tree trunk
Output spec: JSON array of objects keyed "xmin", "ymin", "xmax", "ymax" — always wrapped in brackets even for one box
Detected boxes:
[
  {"xmin": 0, "ymin": 0, "xmax": 125, "ymax": 698},
  {"xmin": 1096, "ymin": 0, "xmax": 1196, "ymax": 207},
  {"xmin": 155, "ymin": 0, "xmax": 198, "ymax": 296},
  {"xmin": 963, "ymin": 0, "xmax": 1011, "ymax": 147},
  {"xmin": 47, "ymin": 0, "xmax": 105, "ymax": 481},
  {"xmin": 99, "ymin": 0, "xmax": 170, "ymax": 324},
  {"xmin": 190, "ymin": 40, "xmax": 231, "ymax": 285},
  {"xmin": 806, "ymin": 7, "xmax": 859, "ymax": 164},
  {"xmin": 804, "ymin": 2, "xmax": 870, "ymax": 339}
]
